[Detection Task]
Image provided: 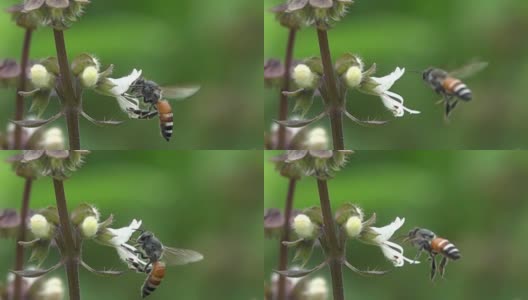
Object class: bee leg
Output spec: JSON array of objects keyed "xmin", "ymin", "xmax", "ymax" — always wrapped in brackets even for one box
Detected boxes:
[
  {"xmin": 128, "ymin": 108, "xmax": 158, "ymax": 120},
  {"xmin": 429, "ymin": 254, "xmax": 437, "ymax": 281},
  {"xmin": 446, "ymin": 99, "xmax": 459, "ymax": 118},
  {"xmin": 439, "ymin": 256, "xmax": 449, "ymax": 278}
]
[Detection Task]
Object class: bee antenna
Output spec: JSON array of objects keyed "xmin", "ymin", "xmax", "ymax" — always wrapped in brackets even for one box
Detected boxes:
[{"xmin": 394, "ymin": 233, "xmax": 410, "ymax": 242}]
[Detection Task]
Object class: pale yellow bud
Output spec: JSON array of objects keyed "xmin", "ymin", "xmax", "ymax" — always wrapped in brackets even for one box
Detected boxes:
[
  {"xmin": 293, "ymin": 214, "xmax": 315, "ymax": 239},
  {"xmin": 293, "ymin": 64, "xmax": 317, "ymax": 89},
  {"xmin": 306, "ymin": 127, "xmax": 329, "ymax": 150},
  {"xmin": 39, "ymin": 277, "xmax": 64, "ymax": 300},
  {"xmin": 81, "ymin": 216, "xmax": 99, "ymax": 238},
  {"xmin": 30, "ymin": 64, "xmax": 53, "ymax": 89},
  {"xmin": 30, "ymin": 214, "xmax": 52, "ymax": 239},
  {"xmin": 80, "ymin": 66, "xmax": 100, "ymax": 88},
  {"xmin": 345, "ymin": 216, "xmax": 363, "ymax": 238},
  {"xmin": 344, "ymin": 65, "xmax": 363, "ymax": 88},
  {"xmin": 41, "ymin": 127, "xmax": 65, "ymax": 150},
  {"xmin": 305, "ymin": 277, "xmax": 328, "ymax": 300}
]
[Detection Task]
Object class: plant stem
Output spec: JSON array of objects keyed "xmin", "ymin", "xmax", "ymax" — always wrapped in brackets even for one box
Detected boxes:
[
  {"xmin": 53, "ymin": 179, "xmax": 81, "ymax": 300},
  {"xmin": 277, "ymin": 29, "xmax": 297, "ymax": 150},
  {"xmin": 13, "ymin": 178, "xmax": 33, "ymax": 300},
  {"xmin": 316, "ymin": 29, "xmax": 345, "ymax": 150},
  {"xmin": 316, "ymin": 179, "xmax": 344, "ymax": 300},
  {"xmin": 13, "ymin": 29, "xmax": 33, "ymax": 150},
  {"xmin": 277, "ymin": 178, "xmax": 297, "ymax": 300},
  {"xmin": 53, "ymin": 29, "xmax": 81, "ymax": 150}
]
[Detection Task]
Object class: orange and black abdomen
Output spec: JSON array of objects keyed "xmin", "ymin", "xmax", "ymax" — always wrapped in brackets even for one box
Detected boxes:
[
  {"xmin": 155, "ymin": 100, "xmax": 173, "ymax": 141},
  {"xmin": 442, "ymin": 77, "xmax": 472, "ymax": 101},
  {"xmin": 142, "ymin": 261, "xmax": 166, "ymax": 298},
  {"xmin": 431, "ymin": 237, "xmax": 461, "ymax": 260}
]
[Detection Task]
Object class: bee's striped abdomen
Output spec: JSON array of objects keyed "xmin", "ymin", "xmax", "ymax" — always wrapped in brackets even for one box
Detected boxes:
[
  {"xmin": 156, "ymin": 100, "xmax": 173, "ymax": 141},
  {"xmin": 431, "ymin": 237, "xmax": 461, "ymax": 260},
  {"xmin": 141, "ymin": 261, "xmax": 166, "ymax": 298},
  {"xmin": 443, "ymin": 77, "xmax": 472, "ymax": 101}
]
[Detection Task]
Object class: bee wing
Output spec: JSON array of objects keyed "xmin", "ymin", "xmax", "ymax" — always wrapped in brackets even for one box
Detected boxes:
[
  {"xmin": 161, "ymin": 246, "xmax": 204, "ymax": 265},
  {"xmin": 448, "ymin": 61, "xmax": 488, "ymax": 79},
  {"xmin": 161, "ymin": 85, "xmax": 200, "ymax": 100}
]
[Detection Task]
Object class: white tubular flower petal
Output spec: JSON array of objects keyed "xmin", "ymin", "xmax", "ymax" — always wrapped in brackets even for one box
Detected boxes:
[
  {"xmin": 30, "ymin": 214, "xmax": 51, "ymax": 239},
  {"xmin": 306, "ymin": 127, "xmax": 329, "ymax": 150},
  {"xmin": 115, "ymin": 95, "xmax": 141, "ymax": 118},
  {"xmin": 293, "ymin": 64, "xmax": 316, "ymax": 89},
  {"xmin": 30, "ymin": 64, "xmax": 53, "ymax": 89},
  {"xmin": 107, "ymin": 219, "xmax": 142, "ymax": 246},
  {"xmin": 107, "ymin": 69, "xmax": 142, "ymax": 96},
  {"xmin": 371, "ymin": 67, "xmax": 405, "ymax": 94},
  {"xmin": 293, "ymin": 214, "xmax": 315, "ymax": 239},
  {"xmin": 367, "ymin": 67, "xmax": 420, "ymax": 117},
  {"xmin": 304, "ymin": 277, "xmax": 328, "ymax": 300},
  {"xmin": 39, "ymin": 277, "xmax": 64, "ymax": 300},
  {"xmin": 368, "ymin": 217, "xmax": 419, "ymax": 267},
  {"xmin": 81, "ymin": 216, "xmax": 99, "ymax": 238},
  {"xmin": 380, "ymin": 241, "xmax": 420, "ymax": 267},
  {"xmin": 41, "ymin": 127, "xmax": 65, "ymax": 150},
  {"xmin": 370, "ymin": 217, "xmax": 405, "ymax": 244},
  {"xmin": 80, "ymin": 66, "xmax": 100, "ymax": 88},
  {"xmin": 345, "ymin": 65, "xmax": 363, "ymax": 88},
  {"xmin": 345, "ymin": 216, "xmax": 363, "ymax": 238},
  {"xmin": 116, "ymin": 243, "xmax": 148, "ymax": 270}
]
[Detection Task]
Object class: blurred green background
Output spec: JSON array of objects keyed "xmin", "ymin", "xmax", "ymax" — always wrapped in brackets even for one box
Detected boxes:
[
  {"xmin": 0, "ymin": 0, "xmax": 262, "ymax": 149},
  {"xmin": 0, "ymin": 151, "xmax": 262, "ymax": 299},
  {"xmin": 265, "ymin": 0, "xmax": 528, "ymax": 149},
  {"xmin": 265, "ymin": 151, "xmax": 528, "ymax": 299}
]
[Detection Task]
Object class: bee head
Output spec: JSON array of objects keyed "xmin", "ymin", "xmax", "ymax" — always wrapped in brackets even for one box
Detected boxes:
[
  {"xmin": 137, "ymin": 230, "xmax": 153, "ymax": 243},
  {"xmin": 422, "ymin": 68, "xmax": 433, "ymax": 81}
]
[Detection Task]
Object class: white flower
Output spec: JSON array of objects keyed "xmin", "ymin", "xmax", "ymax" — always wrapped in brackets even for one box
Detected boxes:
[
  {"xmin": 106, "ymin": 219, "xmax": 142, "ymax": 246},
  {"xmin": 80, "ymin": 66, "xmax": 100, "ymax": 88},
  {"xmin": 30, "ymin": 64, "xmax": 53, "ymax": 89},
  {"xmin": 345, "ymin": 216, "xmax": 363, "ymax": 238},
  {"xmin": 116, "ymin": 243, "xmax": 142, "ymax": 267},
  {"xmin": 370, "ymin": 67, "xmax": 420, "ymax": 117},
  {"xmin": 107, "ymin": 69, "xmax": 142, "ymax": 96},
  {"xmin": 368, "ymin": 217, "xmax": 419, "ymax": 267},
  {"xmin": 305, "ymin": 127, "xmax": 328, "ymax": 150},
  {"xmin": 39, "ymin": 277, "xmax": 64, "ymax": 300},
  {"xmin": 344, "ymin": 65, "xmax": 363, "ymax": 88},
  {"xmin": 81, "ymin": 216, "xmax": 99, "ymax": 238},
  {"xmin": 293, "ymin": 214, "xmax": 316, "ymax": 239},
  {"xmin": 304, "ymin": 277, "xmax": 328, "ymax": 300},
  {"xmin": 105, "ymin": 69, "xmax": 143, "ymax": 117},
  {"xmin": 40, "ymin": 127, "xmax": 65, "ymax": 150},
  {"xmin": 30, "ymin": 214, "xmax": 52, "ymax": 239},
  {"xmin": 293, "ymin": 64, "xmax": 317, "ymax": 89}
]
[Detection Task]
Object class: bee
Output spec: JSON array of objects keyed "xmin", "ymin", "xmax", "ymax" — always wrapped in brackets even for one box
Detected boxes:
[
  {"xmin": 422, "ymin": 61, "xmax": 487, "ymax": 119},
  {"xmin": 405, "ymin": 227, "xmax": 461, "ymax": 280},
  {"xmin": 127, "ymin": 78, "xmax": 199, "ymax": 141},
  {"xmin": 122, "ymin": 230, "xmax": 203, "ymax": 298}
]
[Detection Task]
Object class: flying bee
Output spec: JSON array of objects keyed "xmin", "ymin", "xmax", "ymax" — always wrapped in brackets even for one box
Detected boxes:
[
  {"xmin": 121, "ymin": 230, "xmax": 203, "ymax": 298},
  {"xmin": 404, "ymin": 227, "xmax": 461, "ymax": 281},
  {"xmin": 126, "ymin": 78, "xmax": 200, "ymax": 141},
  {"xmin": 422, "ymin": 61, "xmax": 487, "ymax": 119}
]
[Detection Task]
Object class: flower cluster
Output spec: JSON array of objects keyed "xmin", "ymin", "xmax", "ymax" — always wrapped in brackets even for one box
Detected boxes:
[
  {"xmin": 0, "ymin": 273, "xmax": 65, "ymax": 300},
  {"xmin": 280, "ymin": 54, "xmax": 419, "ymax": 131},
  {"xmin": 272, "ymin": 150, "xmax": 353, "ymax": 180},
  {"xmin": 265, "ymin": 273, "xmax": 329, "ymax": 300},
  {"xmin": 283, "ymin": 0, "xmax": 355, "ymax": 29},
  {"xmin": 7, "ymin": 150, "xmax": 88, "ymax": 180},
  {"xmin": 7, "ymin": 0, "xmax": 90, "ymax": 30},
  {"xmin": 17, "ymin": 203, "xmax": 140, "ymax": 277},
  {"xmin": 16, "ymin": 54, "xmax": 140, "ymax": 128},
  {"xmin": 277, "ymin": 203, "xmax": 419, "ymax": 280}
]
